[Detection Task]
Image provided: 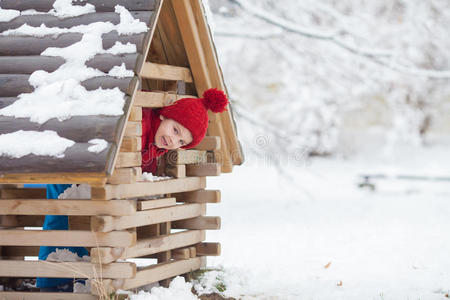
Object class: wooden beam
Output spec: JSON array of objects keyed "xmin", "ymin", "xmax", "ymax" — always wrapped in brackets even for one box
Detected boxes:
[
  {"xmin": 0, "ymin": 260, "xmax": 136, "ymax": 279},
  {"xmin": 0, "ymin": 199, "xmax": 136, "ymax": 216},
  {"xmin": 0, "ymin": 292, "xmax": 97, "ymax": 300},
  {"xmin": 91, "ymin": 230, "xmax": 205, "ymax": 264},
  {"xmin": 194, "ymin": 136, "xmax": 221, "ymax": 151},
  {"xmin": 0, "ymin": 173, "xmax": 106, "ymax": 187},
  {"xmin": 171, "ymin": 248, "xmax": 190, "ymax": 260},
  {"xmin": 106, "ymin": 257, "xmax": 206, "ymax": 291},
  {"xmin": 166, "ymin": 150, "xmax": 207, "ymax": 165},
  {"xmin": 196, "ymin": 242, "xmax": 221, "ymax": 256},
  {"xmin": 140, "ymin": 62, "xmax": 193, "ymax": 82},
  {"xmin": 134, "ymin": 91, "xmax": 196, "ymax": 107},
  {"xmin": 0, "ymin": 230, "xmax": 136, "ymax": 247},
  {"xmin": 120, "ymin": 136, "xmax": 142, "ymax": 152},
  {"xmin": 138, "ymin": 197, "xmax": 176, "ymax": 210},
  {"xmin": 107, "ymin": 167, "xmax": 142, "ymax": 184},
  {"xmin": 91, "ymin": 176, "xmax": 206, "ymax": 200},
  {"xmin": 91, "ymin": 203, "xmax": 206, "ymax": 232},
  {"xmin": 186, "ymin": 163, "xmax": 221, "ymax": 176},
  {"xmin": 173, "ymin": 189, "xmax": 220, "ymax": 203},
  {"xmin": 165, "ymin": 164, "xmax": 186, "ymax": 178},
  {"xmin": 128, "ymin": 106, "xmax": 143, "ymax": 121},
  {"xmin": 116, "ymin": 152, "xmax": 141, "ymax": 168},
  {"xmin": 124, "ymin": 121, "xmax": 142, "ymax": 137},
  {"xmin": 0, "ymin": 188, "xmax": 46, "ymax": 199},
  {"xmin": 172, "ymin": 216, "xmax": 221, "ymax": 230}
]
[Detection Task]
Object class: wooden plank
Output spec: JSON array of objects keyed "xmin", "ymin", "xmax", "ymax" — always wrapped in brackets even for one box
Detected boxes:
[
  {"xmin": 134, "ymin": 91, "xmax": 196, "ymax": 107},
  {"xmin": 81, "ymin": 75, "xmax": 138, "ymax": 96},
  {"xmin": 0, "ymin": 97, "xmax": 17, "ymax": 109},
  {"xmin": 91, "ymin": 176, "xmax": 206, "ymax": 200},
  {"xmin": 138, "ymin": 197, "xmax": 176, "ymax": 210},
  {"xmin": 0, "ymin": 229, "xmax": 135, "ymax": 247},
  {"xmin": 0, "ymin": 56, "xmax": 65, "ymax": 74},
  {"xmin": 166, "ymin": 150, "xmax": 207, "ymax": 165},
  {"xmin": 157, "ymin": 221, "xmax": 172, "ymax": 287},
  {"xmin": 172, "ymin": 216, "xmax": 221, "ymax": 230},
  {"xmin": 116, "ymin": 152, "xmax": 141, "ymax": 168},
  {"xmin": 0, "ymin": 260, "xmax": 136, "ymax": 278},
  {"xmin": 128, "ymin": 106, "xmax": 143, "ymax": 121},
  {"xmin": 0, "ymin": 292, "xmax": 97, "ymax": 300},
  {"xmin": 186, "ymin": 163, "xmax": 221, "ymax": 176},
  {"xmin": 0, "ymin": 199, "xmax": 136, "ymax": 216},
  {"xmin": 0, "ymin": 173, "xmax": 106, "ymax": 187},
  {"xmin": 120, "ymin": 136, "xmax": 142, "ymax": 152},
  {"xmin": 189, "ymin": 246, "xmax": 197, "ymax": 258},
  {"xmin": 91, "ymin": 230, "xmax": 205, "ymax": 264},
  {"xmin": 103, "ymin": 32, "xmax": 148, "ymax": 54},
  {"xmin": 124, "ymin": 121, "xmax": 142, "ymax": 137},
  {"xmin": 165, "ymin": 164, "xmax": 186, "ymax": 178},
  {"xmin": 140, "ymin": 62, "xmax": 193, "ymax": 82},
  {"xmin": 171, "ymin": 248, "xmax": 190, "ymax": 260},
  {"xmin": 0, "ymin": 188, "xmax": 45, "ymax": 199},
  {"xmin": 107, "ymin": 167, "xmax": 141, "ymax": 184},
  {"xmin": 0, "ymin": 74, "xmax": 32, "ymax": 97},
  {"xmin": 196, "ymin": 242, "xmax": 221, "ymax": 256},
  {"xmin": 194, "ymin": 136, "xmax": 221, "ymax": 151},
  {"xmin": 106, "ymin": 257, "xmax": 206, "ymax": 291},
  {"xmin": 0, "ymin": 115, "xmax": 121, "ymax": 143},
  {"xmin": 173, "ymin": 189, "xmax": 221, "ymax": 203},
  {"xmin": 91, "ymin": 203, "xmax": 206, "ymax": 232},
  {"xmin": 0, "ymin": 0, "xmax": 157, "ymax": 12},
  {"xmin": 0, "ymin": 12, "xmax": 152, "ymax": 32}
]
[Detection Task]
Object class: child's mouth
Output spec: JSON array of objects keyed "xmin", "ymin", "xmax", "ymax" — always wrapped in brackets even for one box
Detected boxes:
[{"xmin": 162, "ymin": 136, "xmax": 168, "ymax": 147}]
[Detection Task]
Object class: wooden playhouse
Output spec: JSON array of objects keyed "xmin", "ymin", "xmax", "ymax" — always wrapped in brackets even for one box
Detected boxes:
[{"xmin": 0, "ymin": 0, "xmax": 243, "ymax": 298}]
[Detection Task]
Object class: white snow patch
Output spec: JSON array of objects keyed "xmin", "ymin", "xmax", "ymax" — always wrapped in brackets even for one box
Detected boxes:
[
  {"xmin": 20, "ymin": 9, "xmax": 46, "ymax": 16},
  {"xmin": 49, "ymin": 0, "xmax": 95, "ymax": 19},
  {"xmin": 114, "ymin": 5, "xmax": 148, "ymax": 35},
  {"xmin": 46, "ymin": 248, "xmax": 90, "ymax": 262},
  {"xmin": 129, "ymin": 277, "xmax": 198, "ymax": 300},
  {"xmin": 142, "ymin": 172, "xmax": 172, "ymax": 182},
  {"xmin": 108, "ymin": 63, "xmax": 134, "ymax": 78},
  {"xmin": 0, "ymin": 130, "xmax": 74, "ymax": 158},
  {"xmin": 74, "ymin": 280, "xmax": 91, "ymax": 294},
  {"xmin": 0, "ymin": 7, "xmax": 20, "ymax": 22},
  {"xmin": 58, "ymin": 184, "xmax": 91, "ymax": 199},
  {"xmin": 104, "ymin": 41, "xmax": 137, "ymax": 55},
  {"xmin": 88, "ymin": 139, "xmax": 108, "ymax": 153}
]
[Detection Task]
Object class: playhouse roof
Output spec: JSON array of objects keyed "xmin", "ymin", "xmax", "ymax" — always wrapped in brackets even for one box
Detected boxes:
[{"xmin": 0, "ymin": 0, "xmax": 243, "ymax": 186}]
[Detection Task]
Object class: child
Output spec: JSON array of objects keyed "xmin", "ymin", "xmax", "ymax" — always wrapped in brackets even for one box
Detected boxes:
[{"xmin": 37, "ymin": 88, "xmax": 228, "ymax": 291}]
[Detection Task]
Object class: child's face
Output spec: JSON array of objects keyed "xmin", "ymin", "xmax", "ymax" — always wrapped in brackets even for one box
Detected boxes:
[{"xmin": 154, "ymin": 116, "xmax": 193, "ymax": 150}]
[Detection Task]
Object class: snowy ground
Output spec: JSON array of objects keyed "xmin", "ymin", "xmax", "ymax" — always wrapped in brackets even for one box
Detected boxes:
[{"xmin": 138, "ymin": 132, "xmax": 450, "ymax": 300}]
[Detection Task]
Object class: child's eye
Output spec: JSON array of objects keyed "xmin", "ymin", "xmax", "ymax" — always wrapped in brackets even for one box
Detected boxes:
[
  {"xmin": 174, "ymin": 127, "xmax": 178, "ymax": 134},
  {"xmin": 179, "ymin": 140, "xmax": 185, "ymax": 146}
]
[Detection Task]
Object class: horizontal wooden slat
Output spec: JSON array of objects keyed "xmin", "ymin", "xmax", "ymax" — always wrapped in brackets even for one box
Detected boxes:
[
  {"xmin": 128, "ymin": 106, "xmax": 143, "ymax": 121},
  {"xmin": 166, "ymin": 150, "xmax": 207, "ymax": 165},
  {"xmin": 138, "ymin": 197, "xmax": 176, "ymax": 210},
  {"xmin": 186, "ymin": 163, "xmax": 221, "ymax": 176},
  {"xmin": 196, "ymin": 242, "xmax": 221, "ymax": 256},
  {"xmin": 98, "ymin": 257, "xmax": 206, "ymax": 292},
  {"xmin": 0, "ymin": 143, "xmax": 111, "ymax": 173},
  {"xmin": 91, "ymin": 203, "xmax": 206, "ymax": 232},
  {"xmin": 0, "ymin": 260, "xmax": 136, "ymax": 279},
  {"xmin": 165, "ymin": 164, "xmax": 186, "ymax": 178},
  {"xmin": 120, "ymin": 136, "xmax": 142, "ymax": 152},
  {"xmin": 116, "ymin": 152, "xmax": 141, "ymax": 168},
  {"xmin": 194, "ymin": 136, "xmax": 221, "ymax": 151},
  {"xmin": 171, "ymin": 247, "xmax": 191, "ymax": 260},
  {"xmin": 0, "ymin": 0, "xmax": 157, "ymax": 12},
  {"xmin": 0, "ymin": 292, "xmax": 97, "ymax": 300},
  {"xmin": 107, "ymin": 167, "xmax": 141, "ymax": 184},
  {"xmin": 0, "ymin": 199, "xmax": 136, "ymax": 216},
  {"xmin": 0, "ymin": 172, "xmax": 107, "ymax": 187},
  {"xmin": 124, "ymin": 121, "xmax": 142, "ymax": 137},
  {"xmin": 91, "ymin": 176, "xmax": 206, "ymax": 200},
  {"xmin": 134, "ymin": 91, "xmax": 196, "ymax": 107},
  {"xmin": 173, "ymin": 189, "xmax": 221, "ymax": 203},
  {"xmin": 91, "ymin": 230, "xmax": 205, "ymax": 264},
  {"xmin": 0, "ymin": 97, "xmax": 17, "ymax": 109},
  {"xmin": 0, "ymin": 188, "xmax": 46, "ymax": 199},
  {"xmin": 0, "ymin": 229, "xmax": 135, "ymax": 247},
  {"xmin": 0, "ymin": 12, "xmax": 152, "ymax": 32},
  {"xmin": 140, "ymin": 62, "xmax": 193, "ymax": 82},
  {"xmin": 0, "ymin": 74, "xmax": 32, "ymax": 97},
  {"xmin": 0, "ymin": 32, "xmax": 146, "ymax": 56},
  {"xmin": 172, "ymin": 216, "xmax": 221, "ymax": 230}
]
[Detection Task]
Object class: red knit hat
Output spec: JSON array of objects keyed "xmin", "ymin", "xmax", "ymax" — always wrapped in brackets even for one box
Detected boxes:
[{"xmin": 159, "ymin": 88, "xmax": 229, "ymax": 149}]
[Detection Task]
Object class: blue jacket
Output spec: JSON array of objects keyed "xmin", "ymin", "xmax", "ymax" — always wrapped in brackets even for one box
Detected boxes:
[{"xmin": 36, "ymin": 184, "xmax": 89, "ymax": 288}]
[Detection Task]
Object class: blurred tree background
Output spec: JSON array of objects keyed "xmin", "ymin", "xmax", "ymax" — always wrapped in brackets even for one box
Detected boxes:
[{"xmin": 203, "ymin": 0, "xmax": 450, "ymax": 163}]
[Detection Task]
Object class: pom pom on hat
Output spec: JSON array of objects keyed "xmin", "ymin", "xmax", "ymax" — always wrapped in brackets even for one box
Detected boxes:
[{"xmin": 159, "ymin": 88, "xmax": 229, "ymax": 149}]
